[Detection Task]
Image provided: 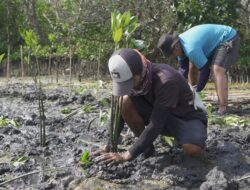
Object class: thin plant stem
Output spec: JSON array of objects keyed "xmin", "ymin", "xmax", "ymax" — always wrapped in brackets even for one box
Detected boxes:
[
  {"xmin": 109, "ymin": 95, "xmax": 115, "ymax": 151},
  {"xmin": 114, "ymin": 96, "xmax": 122, "ymax": 151}
]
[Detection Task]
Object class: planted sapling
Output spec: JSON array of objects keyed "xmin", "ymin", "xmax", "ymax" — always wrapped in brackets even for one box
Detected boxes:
[{"xmin": 80, "ymin": 151, "xmax": 91, "ymax": 168}]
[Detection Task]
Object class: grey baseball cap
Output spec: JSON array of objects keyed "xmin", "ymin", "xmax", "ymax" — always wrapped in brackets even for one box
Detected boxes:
[
  {"xmin": 108, "ymin": 48, "xmax": 142, "ymax": 96},
  {"xmin": 157, "ymin": 34, "xmax": 179, "ymax": 56}
]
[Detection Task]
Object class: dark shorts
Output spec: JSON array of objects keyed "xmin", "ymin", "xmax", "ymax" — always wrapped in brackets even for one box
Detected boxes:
[
  {"xmin": 130, "ymin": 96, "xmax": 207, "ymax": 148},
  {"xmin": 210, "ymin": 34, "xmax": 240, "ymax": 70}
]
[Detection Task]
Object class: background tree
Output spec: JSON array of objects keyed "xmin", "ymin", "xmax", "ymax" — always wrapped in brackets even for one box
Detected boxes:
[{"xmin": 0, "ymin": 0, "xmax": 249, "ymax": 80}]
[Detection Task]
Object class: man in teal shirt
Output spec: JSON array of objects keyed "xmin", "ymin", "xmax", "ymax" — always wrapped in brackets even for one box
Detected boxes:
[{"xmin": 157, "ymin": 24, "xmax": 240, "ymax": 115}]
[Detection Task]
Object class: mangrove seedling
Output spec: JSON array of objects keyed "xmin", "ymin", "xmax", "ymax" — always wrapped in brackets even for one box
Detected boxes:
[
  {"xmin": 0, "ymin": 116, "xmax": 17, "ymax": 128},
  {"xmin": 13, "ymin": 156, "xmax": 29, "ymax": 167},
  {"xmin": 99, "ymin": 109, "xmax": 110, "ymax": 127},
  {"xmin": 83, "ymin": 105, "xmax": 93, "ymax": 113},
  {"xmin": 61, "ymin": 107, "xmax": 73, "ymax": 114},
  {"xmin": 162, "ymin": 136, "xmax": 175, "ymax": 147},
  {"xmin": 108, "ymin": 96, "xmax": 123, "ymax": 152},
  {"xmin": 80, "ymin": 151, "xmax": 91, "ymax": 168},
  {"xmin": 74, "ymin": 86, "xmax": 86, "ymax": 96}
]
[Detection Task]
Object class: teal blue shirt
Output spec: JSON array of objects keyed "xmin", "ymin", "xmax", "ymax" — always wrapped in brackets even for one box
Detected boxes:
[{"xmin": 178, "ymin": 24, "xmax": 236, "ymax": 69}]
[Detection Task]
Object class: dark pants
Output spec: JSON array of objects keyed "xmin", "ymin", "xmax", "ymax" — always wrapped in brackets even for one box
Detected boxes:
[{"xmin": 211, "ymin": 34, "xmax": 240, "ymax": 70}]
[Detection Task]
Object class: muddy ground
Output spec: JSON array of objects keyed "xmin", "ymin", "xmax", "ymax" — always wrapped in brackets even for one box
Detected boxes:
[{"xmin": 0, "ymin": 79, "xmax": 249, "ymax": 190}]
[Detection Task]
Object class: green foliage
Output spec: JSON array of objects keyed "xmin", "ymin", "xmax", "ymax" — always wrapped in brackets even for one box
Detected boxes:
[
  {"xmin": 222, "ymin": 115, "xmax": 249, "ymax": 127},
  {"xmin": 206, "ymin": 103, "xmax": 213, "ymax": 119},
  {"xmin": 83, "ymin": 105, "xmax": 93, "ymax": 113},
  {"xmin": 198, "ymin": 92, "xmax": 206, "ymax": 100},
  {"xmin": 99, "ymin": 109, "xmax": 110, "ymax": 127},
  {"xmin": 173, "ymin": 0, "xmax": 241, "ymax": 31},
  {"xmin": 13, "ymin": 156, "xmax": 29, "ymax": 167},
  {"xmin": 0, "ymin": 53, "xmax": 5, "ymax": 63},
  {"xmin": 0, "ymin": 0, "xmax": 24, "ymax": 54},
  {"xmin": 162, "ymin": 136, "xmax": 175, "ymax": 147},
  {"xmin": 0, "ymin": 0, "xmax": 249, "ymax": 77},
  {"xmin": 61, "ymin": 107, "xmax": 72, "ymax": 114},
  {"xmin": 80, "ymin": 151, "xmax": 91, "ymax": 168},
  {"xmin": 237, "ymin": 32, "xmax": 250, "ymax": 72},
  {"xmin": 19, "ymin": 28, "xmax": 40, "ymax": 54},
  {"xmin": 98, "ymin": 98, "xmax": 110, "ymax": 107},
  {"xmin": 208, "ymin": 112, "xmax": 250, "ymax": 128},
  {"xmin": 74, "ymin": 86, "xmax": 86, "ymax": 96},
  {"xmin": 0, "ymin": 117, "xmax": 17, "ymax": 128},
  {"xmin": 111, "ymin": 11, "xmax": 141, "ymax": 49}
]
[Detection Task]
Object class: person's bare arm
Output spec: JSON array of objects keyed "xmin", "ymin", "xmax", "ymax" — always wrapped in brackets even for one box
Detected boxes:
[{"xmin": 188, "ymin": 62, "xmax": 199, "ymax": 86}]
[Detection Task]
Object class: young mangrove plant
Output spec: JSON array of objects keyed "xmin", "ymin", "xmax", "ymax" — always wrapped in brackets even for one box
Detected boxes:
[
  {"xmin": 61, "ymin": 107, "xmax": 73, "ymax": 114},
  {"xmin": 83, "ymin": 105, "xmax": 93, "ymax": 113},
  {"xmin": 109, "ymin": 96, "xmax": 123, "ymax": 152},
  {"xmin": 213, "ymin": 114, "xmax": 250, "ymax": 128},
  {"xmin": 20, "ymin": 28, "xmax": 46, "ymax": 146},
  {"xmin": 162, "ymin": 136, "xmax": 175, "ymax": 147},
  {"xmin": 0, "ymin": 116, "xmax": 17, "ymax": 128},
  {"xmin": 109, "ymin": 11, "xmax": 140, "ymax": 152},
  {"xmin": 80, "ymin": 150, "xmax": 91, "ymax": 168},
  {"xmin": 13, "ymin": 156, "xmax": 29, "ymax": 167}
]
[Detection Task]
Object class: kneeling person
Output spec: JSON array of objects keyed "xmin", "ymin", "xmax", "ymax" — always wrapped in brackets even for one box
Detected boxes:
[{"xmin": 92, "ymin": 48, "xmax": 207, "ymax": 163}]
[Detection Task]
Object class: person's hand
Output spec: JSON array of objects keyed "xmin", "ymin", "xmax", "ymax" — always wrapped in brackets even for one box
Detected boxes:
[
  {"xmin": 93, "ymin": 151, "xmax": 132, "ymax": 165},
  {"xmin": 89, "ymin": 144, "xmax": 110, "ymax": 160}
]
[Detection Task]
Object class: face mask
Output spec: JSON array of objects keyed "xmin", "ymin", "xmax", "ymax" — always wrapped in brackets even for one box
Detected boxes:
[{"xmin": 132, "ymin": 50, "xmax": 152, "ymax": 96}]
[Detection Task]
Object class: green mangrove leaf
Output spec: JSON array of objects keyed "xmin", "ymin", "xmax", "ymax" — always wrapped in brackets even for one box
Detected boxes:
[
  {"xmin": 99, "ymin": 110, "xmax": 110, "ymax": 127},
  {"xmin": 112, "ymin": 28, "xmax": 123, "ymax": 44},
  {"xmin": 162, "ymin": 136, "xmax": 175, "ymax": 147},
  {"xmin": 61, "ymin": 107, "xmax": 72, "ymax": 114},
  {"xmin": 111, "ymin": 12, "xmax": 117, "ymax": 32},
  {"xmin": 98, "ymin": 98, "xmax": 109, "ymax": 107},
  {"xmin": 0, "ymin": 117, "xmax": 17, "ymax": 128},
  {"xmin": 74, "ymin": 86, "xmax": 85, "ymax": 96},
  {"xmin": 80, "ymin": 151, "xmax": 91, "ymax": 168},
  {"xmin": 83, "ymin": 105, "xmax": 93, "ymax": 113},
  {"xmin": 81, "ymin": 151, "xmax": 89, "ymax": 162},
  {"xmin": 121, "ymin": 11, "xmax": 131, "ymax": 28},
  {"xmin": 13, "ymin": 156, "xmax": 29, "ymax": 167},
  {"xmin": 0, "ymin": 53, "xmax": 5, "ymax": 63}
]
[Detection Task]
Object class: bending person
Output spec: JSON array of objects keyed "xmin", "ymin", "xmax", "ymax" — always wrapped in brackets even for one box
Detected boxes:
[{"xmin": 157, "ymin": 24, "xmax": 240, "ymax": 115}]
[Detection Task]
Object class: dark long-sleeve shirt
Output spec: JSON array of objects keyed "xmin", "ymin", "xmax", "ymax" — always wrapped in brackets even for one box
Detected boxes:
[
  {"xmin": 179, "ymin": 57, "xmax": 210, "ymax": 92},
  {"xmin": 128, "ymin": 63, "xmax": 207, "ymax": 158}
]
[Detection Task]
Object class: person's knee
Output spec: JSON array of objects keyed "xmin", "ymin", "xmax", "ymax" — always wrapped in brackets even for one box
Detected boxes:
[
  {"xmin": 121, "ymin": 96, "xmax": 132, "ymax": 113},
  {"xmin": 213, "ymin": 64, "xmax": 226, "ymax": 76},
  {"xmin": 182, "ymin": 144, "xmax": 204, "ymax": 156}
]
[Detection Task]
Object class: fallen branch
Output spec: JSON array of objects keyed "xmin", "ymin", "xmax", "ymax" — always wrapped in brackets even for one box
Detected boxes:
[
  {"xmin": 0, "ymin": 166, "xmax": 70, "ymax": 187},
  {"xmin": 62, "ymin": 108, "xmax": 82, "ymax": 122},
  {"xmin": 87, "ymin": 117, "xmax": 98, "ymax": 131},
  {"xmin": 237, "ymin": 174, "xmax": 250, "ymax": 181},
  {"xmin": 203, "ymin": 99, "xmax": 250, "ymax": 105}
]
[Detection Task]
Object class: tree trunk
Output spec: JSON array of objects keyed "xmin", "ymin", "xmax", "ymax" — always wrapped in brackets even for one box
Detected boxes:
[
  {"xmin": 6, "ymin": 2, "xmax": 10, "ymax": 79},
  {"xmin": 56, "ymin": 59, "xmax": 59, "ymax": 83},
  {"xmin": 245, "ymin": 0, "xmax": 250, "ymax": 33},
  {"xmin": 23, "ymin": 0, "xmax": 42, "ymax": 42},
  {"xmin": 7, "ymin": 45, "xmax": 10, "ymax": 79},
  {"xmin": 69, "ymin": 48, "xmax": 72, "ymax": 82},
  {"xmin": 20, "ymin": 45, "xmax": 24, "ymax": 79}
]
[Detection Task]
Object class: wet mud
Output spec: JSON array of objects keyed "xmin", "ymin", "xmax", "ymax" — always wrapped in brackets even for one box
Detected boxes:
[{"xmin": 0, "ymin": 82, "xmax": 249, "ymax": 190}]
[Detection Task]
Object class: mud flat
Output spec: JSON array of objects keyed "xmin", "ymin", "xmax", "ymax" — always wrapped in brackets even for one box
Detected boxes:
[{"xmin": 0, "ymin": 81, "xmax": 249, "ymax": 190}]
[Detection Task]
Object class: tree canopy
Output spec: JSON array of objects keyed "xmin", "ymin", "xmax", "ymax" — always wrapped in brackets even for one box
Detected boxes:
[{"xmin": 0, "ymin": 0, "xmax": 249, "ymax": 79}]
